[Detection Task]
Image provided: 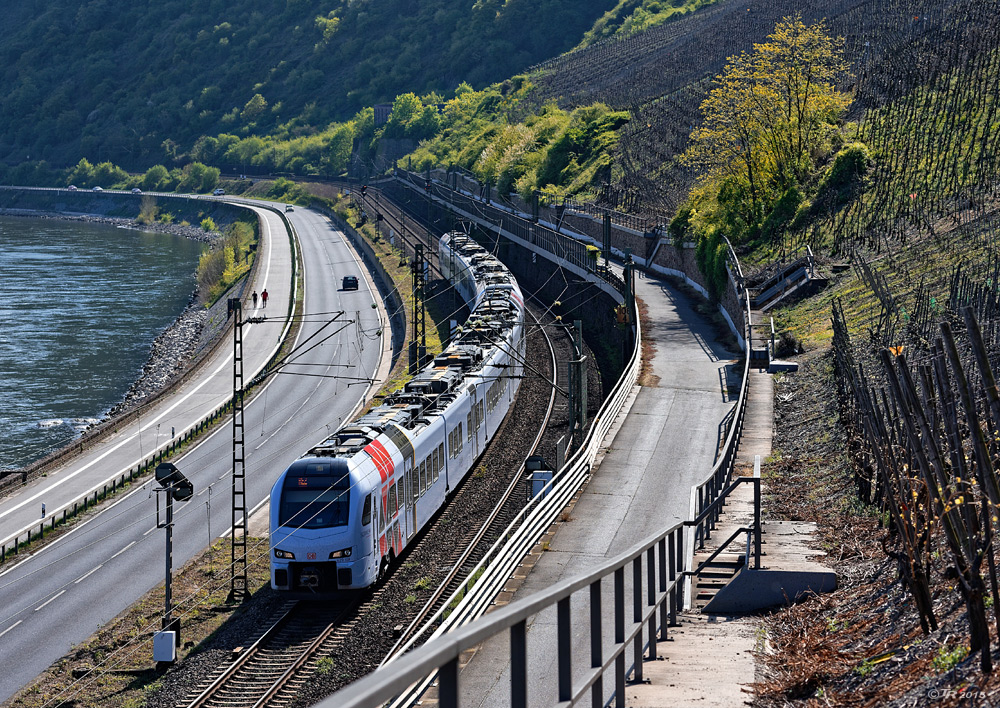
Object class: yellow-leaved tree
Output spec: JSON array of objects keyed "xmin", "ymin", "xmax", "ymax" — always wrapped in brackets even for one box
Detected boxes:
[{"xmin": 683, "ymin": 16, "xmax": 849, "ymax": 238}]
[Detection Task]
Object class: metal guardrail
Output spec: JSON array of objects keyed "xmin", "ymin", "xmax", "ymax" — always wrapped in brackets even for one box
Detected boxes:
[
  {"xmin": 0, "ymin": 201, "xmax": 299, "ymax": 563},
  {"xmin": 687, "ymin": 288, "xmax": 753, "ymax": 554},
  {"xmin": 311, "ymin": 178, "xmax": 753, "ymax": 708}
]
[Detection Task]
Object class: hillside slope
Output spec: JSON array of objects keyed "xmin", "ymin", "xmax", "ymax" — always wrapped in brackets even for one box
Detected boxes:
[{"xmin": 0, "ymin": 0, "xmax": 615, "ymax": 169}]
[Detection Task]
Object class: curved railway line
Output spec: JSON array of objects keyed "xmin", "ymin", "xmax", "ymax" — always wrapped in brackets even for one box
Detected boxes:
[{"xmin": 178, "ymin": 300, "xmax": 573, "ymax": 708}]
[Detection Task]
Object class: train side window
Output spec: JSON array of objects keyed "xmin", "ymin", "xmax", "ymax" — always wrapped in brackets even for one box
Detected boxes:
[
  {"xmin": 431, "ymin": 451, "xmax": 438, "ymax": 482},
  {"xmin": 379, "ymin": 493, "xmax": 386, "ymax": 532},
  {"xmin": 411, "ymin": 465, "xmax": 419, "ymax": 502},
  {"xmin": 362, "ymin": 493, "xmax": 372, "ymax": 526},
  {"xmin": 437, "ymin": 443, "xmax": 444, "ymax": 474},
  {"xmin": 458, "ymin": 423, "xmax": 463, "ymax": 452},
  {"xmin": 467, "ymin": 414, "xmax": 473, "ymax": 440},
  {"xmin": 419, "ymin": 460, "xmax": 426, "ymax": 493},
  {"xmin": 389, "ymin": 484, "xmax": 397, "ymax": 515}
]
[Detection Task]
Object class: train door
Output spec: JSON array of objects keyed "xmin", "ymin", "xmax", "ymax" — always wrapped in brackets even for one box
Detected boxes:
[
  {"xmin": 470, "ymin": 386, "xmax": 480, "ymax": 459},
  {"xmin": 404, "ymin": 458, "xmax": 415, "ymax": 541},
  {"xmin": 388, "ymin": 480, "xmax": 400, "ymax": 555}
]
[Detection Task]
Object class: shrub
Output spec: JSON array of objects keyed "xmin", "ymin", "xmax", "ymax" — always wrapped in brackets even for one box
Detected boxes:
[
  {"xmin": 758, "ymin": 186, "xmax": 803, "ymax": 244},
  {"xmin": 695, "ymin": 230, "xmax": 730, "ymax": 301},
  {"xmin": 200, "ymin": 217, "xmax": 217, "ymax": 232},
  {"xmin": 821, "ymin": 143, "xmax": 872, "ymax": 196}
]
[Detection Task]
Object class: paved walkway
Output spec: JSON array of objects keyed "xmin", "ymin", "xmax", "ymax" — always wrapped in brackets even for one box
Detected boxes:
[
  {"xmin": 458, "ymin": 270, "xmax": 762, "ymax": 707},
  {"xmin": 628, "ymin": 367, "xmax": 773, "ymax": 707}
]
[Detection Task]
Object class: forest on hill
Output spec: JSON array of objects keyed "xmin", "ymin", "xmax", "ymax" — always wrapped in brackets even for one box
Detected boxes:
[
  {"xmin": 5, "ymin": 0, "xmax": 1000, "ymax": 701},
  {"xmin": 0, "ymin": 0, "xmax": 715, "ymax": 172}
]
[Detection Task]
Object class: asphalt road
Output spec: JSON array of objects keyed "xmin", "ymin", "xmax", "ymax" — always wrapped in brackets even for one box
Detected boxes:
[{"xmin": 0, "ymin": 201, "xmax": 388, "ymax": 703}]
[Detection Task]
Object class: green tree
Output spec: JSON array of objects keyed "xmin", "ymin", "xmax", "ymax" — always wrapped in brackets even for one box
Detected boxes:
[
  {"xmin": 683, "ymin": 17, "xmax": 849, "ymax": 235},
  {"xmin": 382, "ymin": 93, "xmax": 423, "ymax": 139},
  {"xmin": 66, "ymin": 158, "xmax": 95, "ymax": 187},
  {"xmin": 92, "ymin": 161, "xmax": 128, "ymax": 186},
  {"xmin": 241, "ymin": 93, "xmax": 268, "ymax": 122},
  {"xmin": 142, "ymin": 164, "xmax": 170, "ymax": 190},
  {"xmin": 324, "ymin": 123, "xmax": 354, "ymax": 175}
]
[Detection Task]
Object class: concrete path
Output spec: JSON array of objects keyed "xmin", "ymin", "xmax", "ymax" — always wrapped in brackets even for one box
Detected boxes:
[{"xmin": 457, "ymin": 270, "xmax": 747, "ymax": 708}]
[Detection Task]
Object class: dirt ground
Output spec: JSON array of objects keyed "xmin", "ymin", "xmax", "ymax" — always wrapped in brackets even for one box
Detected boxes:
[
  {"xmin": 3, "ymin": 537, "xmax": 277, "ymax": 708},
  {"xmin": 755, "ymin": 343, "xmax": 1000, "ymax": 706}
]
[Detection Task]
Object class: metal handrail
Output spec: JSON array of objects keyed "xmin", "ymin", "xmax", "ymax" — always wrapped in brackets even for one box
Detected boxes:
[{"xmin": 312, "ymin": 184, "xmax": 753, "ymax": 708}]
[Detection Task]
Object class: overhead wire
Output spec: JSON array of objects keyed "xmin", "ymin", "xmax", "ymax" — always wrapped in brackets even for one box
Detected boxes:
[{"xmin": 29, "ymin": 177, "xmax": 609, "ymax": 706}]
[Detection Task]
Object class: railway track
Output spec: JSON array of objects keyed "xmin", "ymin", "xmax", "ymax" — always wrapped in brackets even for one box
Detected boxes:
[
  {"xmin": 182, "ymin": 599, "xmax": 356, "ymax": 708},
  {"xmin": 382, "ymin": 300, "xmax": 562, "ymax": 661},
  {"xmin": 179, "ymin": 301, "xmax": 565, "ymax": 708}
]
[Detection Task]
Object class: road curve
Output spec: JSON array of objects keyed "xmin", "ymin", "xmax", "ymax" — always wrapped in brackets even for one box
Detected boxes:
[{"xmin": 0, "ymin": 199, "xmax": 389, "ymax": 703}]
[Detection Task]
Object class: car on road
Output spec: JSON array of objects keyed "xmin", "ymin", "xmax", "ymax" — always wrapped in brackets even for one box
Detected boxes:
[
  {"xmin": 132, "ymin": 188, "xmax": 142, "ymax": 194},
  {"xmin": 342, "ymin": 275, "xmax": 359, "ymax": 290},
  {"xmin": 92, "ymin": 186, "xmax": 103, "ymax": 191},
  {"xmin": 285, "ymin": 204, "xmax": 294, "ymax": 212},
  {"xmin": 67, "ymin": 185, "xmax": 77, "ymax": 191},
  {"xmin": 213, "ymin": 188, "xmax": 225, "ymax": 196}
]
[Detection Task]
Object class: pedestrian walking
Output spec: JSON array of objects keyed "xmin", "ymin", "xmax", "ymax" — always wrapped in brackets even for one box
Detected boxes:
[
  {"xmin": 252, "ymin": 290, "xmax": 258, "ymax": 309},
  {"xmin": 261, "ymin": 289, "xmax": 268, "ymax": 308}
]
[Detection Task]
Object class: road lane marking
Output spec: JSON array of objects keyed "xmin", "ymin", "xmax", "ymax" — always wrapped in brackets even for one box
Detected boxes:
[
  {"xmin": 0, "ymin": 620, "xmax": 22, "ymax": 637},
  {"xmin": 0, "ymin": 208, "xmax": 283, "ymax": 527},
  {"xmin": 35, "ymin": 590, "xmax": 66, "ymax": 611},
  {"xmin": 110, "ymin": 541, "xmax": 136, "ymax": 559},
  {"xmin": 74, "ymin": 565, "xmax": 103, "ymax": 584},
  {"xmin": 144, "ymin": 526, "xmax": 158, "ymax": 536}
]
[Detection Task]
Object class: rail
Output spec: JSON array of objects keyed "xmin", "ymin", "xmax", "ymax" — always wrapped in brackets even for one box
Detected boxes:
[
  {"xmin": 312, "ymin": 178, "xmax": 753, "ymax": 708},
  {"xmin": 381, "ymin": 301, "xmax": 560, "ymax": 663},
  {"xmin": 0, "ymin": 202, "xmax": 300, "ymax": 563}
]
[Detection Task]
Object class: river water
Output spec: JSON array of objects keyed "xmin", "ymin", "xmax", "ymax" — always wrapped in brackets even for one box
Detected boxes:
[{"xmin": 0, "ymin": 216, "xmax": 205, "ymax": 471}]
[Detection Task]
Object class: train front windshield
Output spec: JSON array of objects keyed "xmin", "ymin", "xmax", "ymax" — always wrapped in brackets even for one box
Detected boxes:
[{"xmin": 279, "ymin": 460, "xmax": 351, "ymax": 530}]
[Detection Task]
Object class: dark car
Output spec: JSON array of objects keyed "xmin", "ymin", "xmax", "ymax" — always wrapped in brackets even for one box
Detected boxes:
[{"xmin": 342, "ymin": 275, "xmax": 359, "ymax": 291}]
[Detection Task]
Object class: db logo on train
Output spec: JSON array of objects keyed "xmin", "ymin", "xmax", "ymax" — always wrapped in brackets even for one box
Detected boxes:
[{"xmin": 307, "ymin": 552, "xmax": 317, "ymax": 560}]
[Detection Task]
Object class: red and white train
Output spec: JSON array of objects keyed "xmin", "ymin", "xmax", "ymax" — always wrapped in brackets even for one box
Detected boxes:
[{"xmin": 270, "ymin": 232, "xmax": 525, "ymax": 591}]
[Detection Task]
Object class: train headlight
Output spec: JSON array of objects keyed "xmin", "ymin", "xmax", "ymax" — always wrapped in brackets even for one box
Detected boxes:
[
  {"xmin": 274, "ymin": 549, "xmax": 295, "ymax": 560},
  {"xmin": 329, "ymin": 547, "xmax": 352, "ymax": 559}
]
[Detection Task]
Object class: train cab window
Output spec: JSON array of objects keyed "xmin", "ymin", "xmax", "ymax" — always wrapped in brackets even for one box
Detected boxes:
[
  {"xmin": 379, "ymin": 493, "xmax": 386, "ymax": 532},
  {"xmin": 389, "ymin": 484, "xmax": 397, "ymax": 515},
  {"xmin": 279, "ymin": 461, "xmax": 350, "ymax": 530},
  {"xmin": 362, "ymin": 493, "xmax": 372, "ymax": 526}
]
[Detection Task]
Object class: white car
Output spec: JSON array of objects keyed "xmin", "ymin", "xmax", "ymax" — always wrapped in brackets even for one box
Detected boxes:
[
  {"xmin": 213, "ymin": 188, "xmax": 225, "ymax": 196},
  {"xmin": 132, "ymin": 188, "xmax": 142, "ymax": 194},
  {"xmin": 92, "ymin": 186, "xmax": 103, "ymax": 191}
]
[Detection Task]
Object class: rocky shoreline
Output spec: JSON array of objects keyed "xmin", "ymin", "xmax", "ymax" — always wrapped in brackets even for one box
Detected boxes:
[{"xmin": 3, "ymin": 210, "xmax": 224, "ymax": 450}]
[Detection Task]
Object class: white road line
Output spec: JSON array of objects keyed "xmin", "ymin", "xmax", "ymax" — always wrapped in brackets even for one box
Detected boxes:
[
  {"xmin": 110, "ymin": 541, "xmax": 136, "ymax": 559},
  {"xmin": 35, "ymin": 590, "xmax": 66, "ymax": 612},
  {"xmin": 143, "ymin": 526, "xmax": 158, "ymax": 536},
  {"xmin": 74, "ymin": 565, "xmax": 103, "ymax": 584},
  {"xmin": 0, "ymin": 209, "xmax": 281, "ymax": 526},
  {"xmin": 0, "ymin": 620, "xmax": 23, "ymax": 638}
]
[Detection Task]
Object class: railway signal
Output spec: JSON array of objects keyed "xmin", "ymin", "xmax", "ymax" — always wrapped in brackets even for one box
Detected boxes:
[{"xmin": 154, "ymin": 462, "xmax": 195, "ymax": 665}]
